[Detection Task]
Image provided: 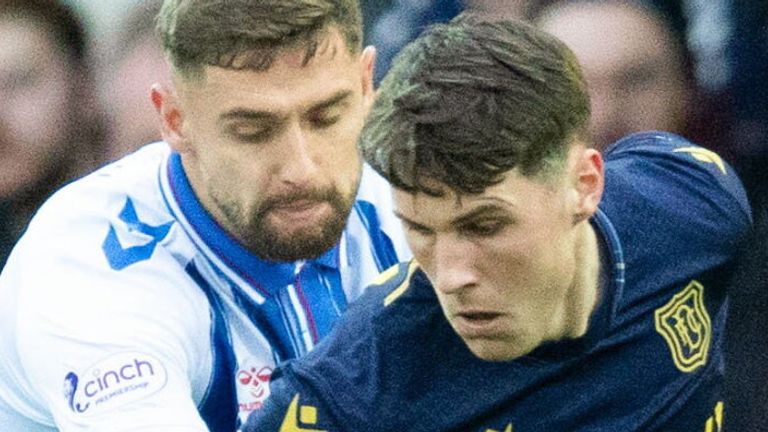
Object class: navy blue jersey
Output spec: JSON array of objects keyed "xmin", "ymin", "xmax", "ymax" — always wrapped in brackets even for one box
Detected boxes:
[{"xmin": 244, "ymin": 132, "xmax": 750, "ymax": 432}]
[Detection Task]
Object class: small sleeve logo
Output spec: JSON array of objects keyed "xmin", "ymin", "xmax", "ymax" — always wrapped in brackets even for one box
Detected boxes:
[
  {"xmin": 62, "ymin": 352, "xmax": 168, "ymax": 415},
  {"xmin": 654, "ymin": 280, "xmax": 712, "ymax": 372}
]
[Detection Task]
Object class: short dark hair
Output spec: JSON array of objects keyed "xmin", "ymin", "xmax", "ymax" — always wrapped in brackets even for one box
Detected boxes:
[
  {"xmin": 0, "ymin": 0, "xmax": 88, "ymax": 66},
  {"xmin": 157, "ymin": 0, "xmax": 363, "ymax": 78},
  {"xmin": 360, "ymin": 14, "xmax": 591, "ymax": 196}
]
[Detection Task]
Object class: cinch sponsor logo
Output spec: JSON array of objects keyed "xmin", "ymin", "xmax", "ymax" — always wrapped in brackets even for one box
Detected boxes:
[{"xmin": 63, "ymin": 352, "xmax": 168, "ymax": 415}]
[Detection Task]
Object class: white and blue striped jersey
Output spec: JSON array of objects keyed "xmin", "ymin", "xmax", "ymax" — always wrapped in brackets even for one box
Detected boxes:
[{"xmin": 0, "ymin": 142, "xmax": 409, "ymax": 431}]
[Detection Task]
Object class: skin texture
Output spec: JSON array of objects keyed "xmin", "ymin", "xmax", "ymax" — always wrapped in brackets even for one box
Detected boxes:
[
  {"xmin": 394, "ymin": 144, "xmax": 605, "ymax": 361},
  {"xmin": 538, "ymin": 2, "xmax": 689, "ymax": 150},
  {"xmin": 153, "ymin": 29, "xmax": 376, "ymax": 262},
  {"xmin": 0, "ymin": 16, "xmax": 77, "ymax": 198}
]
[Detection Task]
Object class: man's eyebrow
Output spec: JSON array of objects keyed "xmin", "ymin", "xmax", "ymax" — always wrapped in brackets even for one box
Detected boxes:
[
  {"xmin": 393, "ymin": 210, "xmax": 430, "ymax": 230},
  {"xmin": 393, "ymin": 201, "xmax": 511, "ymax": 228},
  {"xmin": 393, "ymin": 210, "xmax": 416, "ymax": 224},
  {"xmin": 219, "ymin": 109, "xmax": 280, "ymax": 123},
  {"xmin": 309, "ymin": 90, "xmax": 353, "ymax": 112},
  {"xmin": 451, "ymin": 202, "xmax": 511, "ymax": 226}
]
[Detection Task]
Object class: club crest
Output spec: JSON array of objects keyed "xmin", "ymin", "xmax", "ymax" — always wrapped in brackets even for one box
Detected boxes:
[{"xmin": 654, "ymin": 280, "xmax": 712, "ymax": 372}]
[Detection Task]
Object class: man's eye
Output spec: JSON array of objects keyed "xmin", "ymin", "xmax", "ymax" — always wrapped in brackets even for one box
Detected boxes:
[
  {"xmin": 225, "ymin": 125, "xmax": 273, "ymax": 143},
  {"xmin": 406, "ymin": 223, "xmax": 432, "ymax": 236},
  {"xmin": 461, "ymin": 221, "xmax": 505, "ymax": 237},
  {"xmin": 312, "ymin": 114, "xmax": 341, "ymax": 128}
]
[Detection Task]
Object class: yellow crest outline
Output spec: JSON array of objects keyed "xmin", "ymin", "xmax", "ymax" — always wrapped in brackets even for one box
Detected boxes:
[{"xmin": 654, "ymin": 280, "xmax": 712, "ymax": 373}]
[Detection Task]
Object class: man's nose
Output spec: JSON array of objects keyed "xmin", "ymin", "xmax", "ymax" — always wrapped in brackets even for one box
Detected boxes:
[
  {"xmin": 431, "ymin": 236, "xmax": 479, "ymax": 295},
  {"xmin": 276, "ymin": 122, "xmax": 322, "ymax": 186}
]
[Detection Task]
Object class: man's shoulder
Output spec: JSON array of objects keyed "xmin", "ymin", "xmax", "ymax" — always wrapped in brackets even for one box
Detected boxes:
[
  {"xmin": 602, "ymin": 131, "xmax": 750, "ymax": 237},
  {"xmin": 2, "ymin": 140, "xmax": 197, "ymax": 272},
  {"xmin": 34, "ymin": 142, "xmax": 171, "ymax": 222},
  {"xmin": 604, "ymin": 131, "xmax": 745, "ymax": 199},
  {"xmin": 301, "ymin": 261, "xmax": 426, "ymax": 348}
]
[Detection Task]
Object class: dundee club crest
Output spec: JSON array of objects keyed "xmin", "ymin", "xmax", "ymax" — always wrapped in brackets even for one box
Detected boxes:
[{"xmin": 654, "ymin": 280, "xmax": 712, "ymax": 372}]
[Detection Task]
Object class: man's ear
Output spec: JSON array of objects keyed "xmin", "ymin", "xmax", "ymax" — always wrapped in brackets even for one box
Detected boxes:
[
  {"xmin": 571, "ymin": 147, "xmax": 605, "ymax": 223},
  {"xmin": 151, "ymin": 83, "xmax": 189, "ymax": 153},
  {"xmin": 359, "ymin": 46, "xmax": 377, "ymax": 113}
]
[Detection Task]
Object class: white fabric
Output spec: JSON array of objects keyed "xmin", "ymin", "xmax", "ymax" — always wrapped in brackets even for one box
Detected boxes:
[{"xmin": 0, "ymin": 142, "xmax": 409, "ymax": 431}]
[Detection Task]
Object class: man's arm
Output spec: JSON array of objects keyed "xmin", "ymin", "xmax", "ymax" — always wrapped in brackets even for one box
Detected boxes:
[{"xmin": 0, "ymin": 228, "xmax": 214, "ymax": 431}]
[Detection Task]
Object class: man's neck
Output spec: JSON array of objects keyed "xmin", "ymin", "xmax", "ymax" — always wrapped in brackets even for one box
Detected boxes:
[{"xmin": 561, "ymin": 221, "xmax": 603, "ymax": 340}]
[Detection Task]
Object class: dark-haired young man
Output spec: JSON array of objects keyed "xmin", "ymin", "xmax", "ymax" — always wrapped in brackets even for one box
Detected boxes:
[
  {"xmin": 0, "ymin": 0, "xmax": 409, "ymax": 430},
  {"xmin": 245, "ymin": 14, "xmax": 750, "ymax": 432}
]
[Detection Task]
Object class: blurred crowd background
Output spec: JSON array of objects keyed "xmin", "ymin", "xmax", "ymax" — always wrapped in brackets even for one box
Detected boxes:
[
  {"xmin": 0, "ymin": 1, "xmax": 766, "ymax": 427},
  {"xmin": 2, "ymin": 0, "xmax": 767, "ymax": 265}
]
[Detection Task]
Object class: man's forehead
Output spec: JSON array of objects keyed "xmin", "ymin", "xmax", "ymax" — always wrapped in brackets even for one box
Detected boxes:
[{"xmin": 394, "ymin": 186, "xmax": 515, "ymax": 221}]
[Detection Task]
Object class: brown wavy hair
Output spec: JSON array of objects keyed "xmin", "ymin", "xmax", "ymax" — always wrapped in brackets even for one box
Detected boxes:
[
  {"xmin": 361, "ymin": 14, "xmax": 591, "ymax": 196},
  {"xmin": 157, "ymin": 0, "xmax": 363, "ymax": 79}
]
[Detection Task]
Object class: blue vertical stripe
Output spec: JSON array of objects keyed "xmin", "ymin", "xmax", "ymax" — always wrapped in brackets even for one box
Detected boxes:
[
  {"xmin": 295, "ymin": 263, "xmax": 345, "ymax": 342},
  {"xmin": 276, "ymin": 287, "xmax": 308, "ymax": 358},
  {"xmin": 230, "ymin": 287, "xmax": 298, "ymax": 363},
  {"xmin": 185, "ymin": 262, "xmax": 238, "ymax": 432},
  {"xmin": 354, "ymin": 200, "xmax": 399, "ymax": 272}
]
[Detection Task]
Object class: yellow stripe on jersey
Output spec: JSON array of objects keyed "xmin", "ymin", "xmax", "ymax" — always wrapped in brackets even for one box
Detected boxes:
[
  {"xmin": 383, "ymin": 261, "xmax": 420, "ymax": 307},
  {"xmin": 673, "ymin": 147, "xmax": 727, "ymax": 175},
  {"xmin": 370, "ymin": 263, "xmax": 402, "ymax": 287}
]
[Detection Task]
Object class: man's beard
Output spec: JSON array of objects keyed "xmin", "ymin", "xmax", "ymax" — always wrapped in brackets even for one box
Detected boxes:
[{"xmin": 216, "ymin": 185, "xmax": 356, "ymax": 262}]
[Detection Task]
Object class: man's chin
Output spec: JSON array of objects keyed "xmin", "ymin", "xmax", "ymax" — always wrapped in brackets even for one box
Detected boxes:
[
  {"xmin": 251, "ymin": 222, "xmax": 344, "ymax": 262},
  {"xmin": 463, "ymin": 337, "xmax": 534, "ymax": 362}
]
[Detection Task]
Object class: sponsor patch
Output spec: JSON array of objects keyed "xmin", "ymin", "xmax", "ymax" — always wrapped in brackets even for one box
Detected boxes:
[{"xmin": 63, "ymin": 352, "xmax": 168, "ymax": 415}]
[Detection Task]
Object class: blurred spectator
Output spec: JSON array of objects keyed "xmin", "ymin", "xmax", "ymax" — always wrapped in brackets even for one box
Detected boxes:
[
  {"xmin": 533, "ymin": 0, "xmax": 727, "ymax": 154},
  {"xmin": 533, "ymin": 0, "xmax": 722, "ymax": 152},
  {"xmin": 723, "ymin": 1, "xmax": 768, "ymax": 203},
  {"xmin": 368, "ymin": 0, "xmax": 462, "ymax": 84},
  {"xmin": 0, "ymin": 0, "xmax": 105, "ymax": 267},
  {"xmin": 99, "ymin": 0, "xmax": 168, "ymax": 160}
]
